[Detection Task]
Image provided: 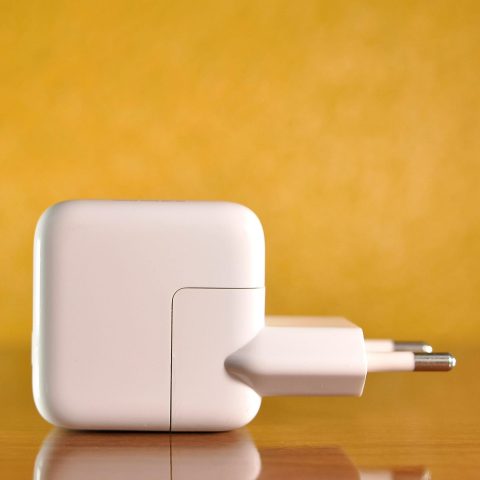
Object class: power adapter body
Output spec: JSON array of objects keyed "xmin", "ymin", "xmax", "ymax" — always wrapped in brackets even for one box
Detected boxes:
[
  {"xmin": 32, "ymin": 200, "xmax": 455, "ymax": 431},
  {"xmin": 33, "ymin": 201, "xmax": 264, "ymax": 430}
]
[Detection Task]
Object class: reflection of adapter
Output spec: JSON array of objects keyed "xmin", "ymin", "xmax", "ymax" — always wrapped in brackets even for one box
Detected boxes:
[
  {"xmin": 32, "ymin": 201, "xmax": 455, "ymax": 431},
  {"xmin": 34, "ymin": 429, "xmax": 431, "ymax": 480}
]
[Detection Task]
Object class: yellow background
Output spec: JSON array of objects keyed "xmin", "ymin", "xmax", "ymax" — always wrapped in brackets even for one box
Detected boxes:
[{"xmin": 1, "ymin": 1, "xmax": 479, "ymax": 347}]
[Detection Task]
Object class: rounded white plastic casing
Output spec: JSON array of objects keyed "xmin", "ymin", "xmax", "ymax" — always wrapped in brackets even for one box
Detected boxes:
[{"xmin": 32, "ymin": 200, "xmax": 265, "ymax": 431}]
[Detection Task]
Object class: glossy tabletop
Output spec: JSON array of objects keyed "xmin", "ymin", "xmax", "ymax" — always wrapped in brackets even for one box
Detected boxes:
[{"xmin": 0, "ymin": 344, "xmax": 478, "ymax": 479}]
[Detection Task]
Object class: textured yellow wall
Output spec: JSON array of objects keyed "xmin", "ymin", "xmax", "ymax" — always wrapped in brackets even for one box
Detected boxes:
[{"xmin": 1, "ymin": 1, "xmax": 479, "ymax": 347}]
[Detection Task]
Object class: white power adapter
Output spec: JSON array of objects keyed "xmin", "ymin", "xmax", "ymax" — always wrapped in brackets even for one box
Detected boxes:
[{"xmin": 32, "ymin": 200, "xmax": 455, "ymax": 431}]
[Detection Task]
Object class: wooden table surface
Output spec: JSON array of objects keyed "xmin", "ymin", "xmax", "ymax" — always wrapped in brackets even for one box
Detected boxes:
[{"xmin": 1, "ymin": 344, "xmax": 478, "ymax": 479}]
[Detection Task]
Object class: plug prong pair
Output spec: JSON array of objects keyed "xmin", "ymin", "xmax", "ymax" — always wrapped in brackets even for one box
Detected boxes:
[{"xmin": 365, "ymin": 339, "xmax": 456, "ymax": 372}]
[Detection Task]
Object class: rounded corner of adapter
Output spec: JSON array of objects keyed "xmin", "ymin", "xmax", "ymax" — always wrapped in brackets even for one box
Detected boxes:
[
  {"xmin": 234, "ymin": 202, "xmax": 265, "ymax": 241},
  {"xmin": 34, "ymin": 201, "xmax": 63, "ymax": 238},
  {"xmin": 224, "ymin": 394, "xmax": 262, "ymax": 431},
  {"xmin": 216, "ymin": 201, "xmax": 265, "ymax": 246},
  {"xmin": 33, "ymin": 385, "xmax": 73, "ymax": 430},
  {"xmin": 34, "ymin": 200, "xmax": 86, "ymax": 246}
]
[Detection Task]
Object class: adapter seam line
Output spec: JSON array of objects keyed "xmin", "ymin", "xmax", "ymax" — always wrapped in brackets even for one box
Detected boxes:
[{"xmin": 169, "ymin": 286, "xmax": 264, "ymax": 432}]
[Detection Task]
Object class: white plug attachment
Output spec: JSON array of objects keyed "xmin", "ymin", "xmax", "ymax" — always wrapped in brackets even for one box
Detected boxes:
[
  {"xmin": 226, "ymin": 317, "xmax": 456, "ymax": 397},
  {"xmin": 226, "ymin": 320, "xmax": 367, "ymax": 396}
]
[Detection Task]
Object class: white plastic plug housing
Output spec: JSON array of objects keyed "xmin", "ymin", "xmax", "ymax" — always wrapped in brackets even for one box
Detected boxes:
[
  {"xmin": 226, "ymin": 318, "xmax": 367, "ymax": 397},
  {"xmin": 33, "ymin": 200, "xmax": 265, "ymax": 431}
]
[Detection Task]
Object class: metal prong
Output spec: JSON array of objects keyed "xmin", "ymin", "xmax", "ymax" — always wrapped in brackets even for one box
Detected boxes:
[
  {"xmin": 414, "ymin": 353, "xmax": 456, "ymax": 371},
  {"xmin": 393, "ymin": 341, "xmax": 433, "ymax": 353}
]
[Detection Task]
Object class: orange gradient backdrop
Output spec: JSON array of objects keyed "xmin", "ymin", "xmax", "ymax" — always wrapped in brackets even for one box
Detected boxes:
[{"xmin": 1, "ymin": 1, "xmax": 479, "ymax": 347}]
